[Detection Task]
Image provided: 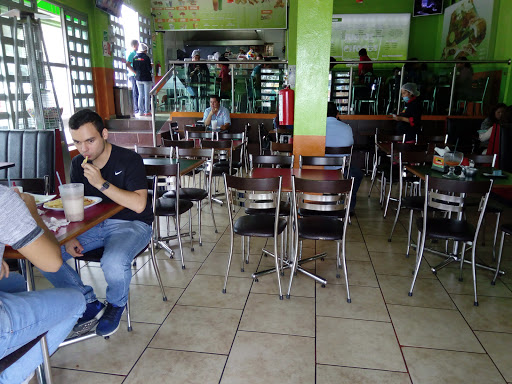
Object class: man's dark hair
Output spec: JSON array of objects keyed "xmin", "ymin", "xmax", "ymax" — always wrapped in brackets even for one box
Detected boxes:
[
  {"xmin": 256, "ymin": 53, "xmax": 264, "ymax": 60},
  {"xmin": 358, "ymin": 48, "xmax": 367, "ymax": 56},
  {"xmin": 209, "ymin": 95, "xmax": 221, "ymax": 103},
  {"xmin": 69, "ymin": 109, "xmax": 105, "ymax": 134},
  {"xmin": 327, "ymin": 102, "xmax": 338, "ymax": 118},
  {"xmin": 131, "ymin": 40, "xmax": 139, "ymax": 48}
]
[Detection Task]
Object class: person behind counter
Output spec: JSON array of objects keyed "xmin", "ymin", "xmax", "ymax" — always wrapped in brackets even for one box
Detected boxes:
[
  {"xmin": 358, "ymin": 48, "xmax": 373, "ymax": 80},
  {"xmin": 187, "ymin": 49, "xmax": 210, "ymax": 112},
  {"xmin": 392, "ymin": 83, "xmax": 422, "ymax": 142}
]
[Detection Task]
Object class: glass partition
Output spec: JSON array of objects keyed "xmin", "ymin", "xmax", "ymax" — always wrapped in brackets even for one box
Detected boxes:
[
  {"xmin": 155, "ymin": 60, "xmax": 288, "ymax": 114},
  {"xmin": 154, "ymin": 59, "xmax": 509, "ymax": 117},
  {"xmin": 329, "ymin": 60, "xmax": 510, "ymax": 116}
]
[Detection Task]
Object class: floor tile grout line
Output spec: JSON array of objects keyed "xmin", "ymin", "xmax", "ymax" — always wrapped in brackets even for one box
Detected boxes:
[
  {"xmin": 359, "ymin": 194, "xmax": 414, "ymax": 382},
  {"xmin": 120, "ymin": 214, "xmax": 231, "ymax": 383}
]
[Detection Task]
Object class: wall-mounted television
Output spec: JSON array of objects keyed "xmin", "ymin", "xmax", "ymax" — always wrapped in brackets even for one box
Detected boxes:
[
  {"xmin": 96, "ymin": 0, "xmax": 123, "ymax": 18},
  {"xmin": 413, "ymin": 0, "xmax": 443, "ymax": 17}
]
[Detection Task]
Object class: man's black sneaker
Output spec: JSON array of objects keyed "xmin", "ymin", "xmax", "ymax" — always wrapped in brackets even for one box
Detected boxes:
[
  {"xmin": 72, "ymin": 300, "xmax": 106, "ymax": 333},
  {"xmin": 96, "ymin": 303, "xmax": 125, "ymax": 337}
]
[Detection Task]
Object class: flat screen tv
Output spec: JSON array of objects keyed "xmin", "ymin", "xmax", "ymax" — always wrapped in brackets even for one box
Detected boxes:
[
  {"xmin": 413, "ymin": 0, "xmax": 443, "ymax": 17},
  {"xmin": 96, "ymin": 0, "xmax": 123, "ymax": 17}
]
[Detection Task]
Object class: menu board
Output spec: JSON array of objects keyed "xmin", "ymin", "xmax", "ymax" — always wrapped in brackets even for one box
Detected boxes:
[
  {"xmin": 151, "ymin": 0, "xmax": 287, "ymax": 31},
  {"xmin": 331, "ymin": 14, "xmax": 411, "ymax": 62},
  {"xmin": 440, "ymin": 0, "xmax": 493, "ymax": 60}
]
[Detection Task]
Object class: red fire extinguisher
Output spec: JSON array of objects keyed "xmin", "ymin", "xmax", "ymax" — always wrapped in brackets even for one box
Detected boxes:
[{"xmin": 278, "ymin": 86, "xmax": 294, "ymax": 126}]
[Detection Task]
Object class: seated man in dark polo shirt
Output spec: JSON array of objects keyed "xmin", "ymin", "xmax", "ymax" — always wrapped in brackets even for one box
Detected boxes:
[{"xmin": 41, "ymin": 109, "xmax": 153, "ymax": 337}]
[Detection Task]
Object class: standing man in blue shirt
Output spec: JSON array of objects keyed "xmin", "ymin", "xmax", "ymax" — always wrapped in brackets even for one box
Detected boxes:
[
  {"xmin": 203, "ymin": 95, "xmax": 231, "ymax": 131},
  {"xmin": 325, "ymin": 102, "xmax": 362, "ymax": 214},
  {"xmin": 126, "ymin": 40, "xmax": 139, "ymax": 116}
]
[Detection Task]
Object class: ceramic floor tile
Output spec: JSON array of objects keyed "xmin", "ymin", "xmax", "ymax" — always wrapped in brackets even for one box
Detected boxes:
[
  {"xmin": 437, "ymin": 268, "xmax": 512, "ymax": 298},
  {"xmin": 221, "ymin": 331, "xmax": 315, "ymax": 384},
  {"xmin": 316, "ymin": 365, "xmax": 411, "ymax": 384},
  {"xmin": 315, "ymin": 259, "xmax": 379, "ymax": 288},
  {"xmin": 252, "ymin": 268, "xmax": 316, "ymax": 298},
  {"xmin": 388, "ymin": 304, "xmax": 484, "ymax": 352},
  {"xmin": 131, "ymin": 258, "xmax": 201, "ymax": 288},
  {"xmin": 316, "ymin": 316, "xmax": 406, "ymax": 372},
  {"xmin": 364, "ymin": 235, "xmax": 409, "ymax": 254},
  {"xmin": 403, "ymin": 347, "xmax": 506, "ymax": 384},
  {"xmin": 317, "ymin": 241, "xmax": 371, "ymax": 262},
  {"xmin": 451, "ymin": 294, "xmax": 512, "ymax": 333},
  {"xmin": 28, "ymin": 368, "xmax": 124, "ymax": 384},
  {"xmin": 122, "ymin": 284, "xmax": 182, "ymax": 324},
  {"xmin": 52, "ymin": 322, "xmax": 159, "ymax": 375},
  {"xmin": 358, "ymin": 218, "xmax": 408, "ymax": 238},
  {"xmin": 178, "ymin": 274, "xmax": 252, "ymax": 309},
  {"xmin": 370, "ymin": 250, "xmax": 436, "ymax": 279},
  {"xmin": 150, "ymin": 305, "xmax": 241, "ymax": 354},
  {"xmin": 124, "ymin": 348, "xmax": 226, "ymax": 384},
  {"xmin": 197, "ymin": 251, "xmax": 261, "ymax": 278},
  {"xmin": 214, "ymin": 235, "xmax": 268, "ymax": 254},
  {"xmin": 476, "ymin": 331, "xmax": 512, "ymax": 382},
  {"xmin": 316, "ymin": 284, "xmax": 390, "ymax": 322},
  {"xmin": 378, "ymin": 274, "xmax": 456, "ymax": 309},
  {"xmin": 239, "ymin": 293, "xmax": 315, "ymax": 337}
]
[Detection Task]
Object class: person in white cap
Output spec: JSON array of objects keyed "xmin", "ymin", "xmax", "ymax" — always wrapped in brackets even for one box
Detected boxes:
[
  {"xmin": 392, "ymin": 82, "xmax": 422, "ymax": 142},
  {"xmin": 132, "ymin": 42, "xmax": 153, "ymax": 116},
  {"xmin": 187, "ymin": 50, "xmax": 210, "ymax": 111}
]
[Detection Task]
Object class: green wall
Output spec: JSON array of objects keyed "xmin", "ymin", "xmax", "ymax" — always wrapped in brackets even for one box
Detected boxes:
[{"xmin": 38, "ymin": 0, "xmax": 158, "ymax": 69}]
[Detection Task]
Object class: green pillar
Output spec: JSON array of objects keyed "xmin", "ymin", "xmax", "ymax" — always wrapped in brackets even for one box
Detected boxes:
[{"xmin": 290, "ymin": 0, "xmax": 333, "ymax": 138}]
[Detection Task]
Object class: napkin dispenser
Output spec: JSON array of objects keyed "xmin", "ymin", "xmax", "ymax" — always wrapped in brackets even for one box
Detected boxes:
[{"xmin": 432, "ymin": 155, "xmax": 445, "ymax": 172}]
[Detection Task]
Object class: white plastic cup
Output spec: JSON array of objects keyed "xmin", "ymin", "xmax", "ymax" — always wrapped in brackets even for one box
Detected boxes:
[
  {"xmin": 211, "ymin": 119, "xmax": 218, "ymax": 130},
  {"xmin": 59, "ymin": 183, "xmax": 84, "ymax": 222}
]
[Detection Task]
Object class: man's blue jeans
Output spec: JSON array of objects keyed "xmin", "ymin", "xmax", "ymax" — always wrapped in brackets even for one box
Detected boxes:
[
  {"xmin": 130, "ymin": 76, "xmax": 139, "ymax": 114},
  {"xmin": 42, "ymin": 219, "xmax": 152, "ymax": 307},
  {"xmin": 0, "ymin": 282, "xmax": 85, "ymax": 383}
]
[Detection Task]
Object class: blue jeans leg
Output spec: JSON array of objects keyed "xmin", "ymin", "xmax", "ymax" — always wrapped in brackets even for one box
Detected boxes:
[
  {"xmin": 0, "ymin": 272, "xmax": 26, "ymax": 293},
  {"xmin": 0, "ymin": 288, "xmax": 85, "ymax": 383},
  {"xmin": 40, "ymin": 223, "xmax": 106, "ymax": 304},
  {"xmin": 130, "ymin": 76, "xmax": 139, "ymax": 113},
  {"xmin": 142, "ymin": 81, "xmax": 152, "ymax": 113},
  {"xmin": 40, "ymin": 219, "xmax": 151, "ymax": 307},
  {"xmin": 136, "ymin": 80, "xmax": 145, "ymax": 114},
  {"xmin": 100, "ymin": 219, "xmax": 152, "ymax": 307}
]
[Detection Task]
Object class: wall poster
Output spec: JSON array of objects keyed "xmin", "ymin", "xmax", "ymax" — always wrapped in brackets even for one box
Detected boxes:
[
  {"xmin": 331, "ymin": 14, "xmax": 411, "ymax": 62},
  {"xmin": 440, "ymin": 0, "xmax": 494, "ymax": 60},
  {"xmin": 151, "ymin": 0, "xmax": 287, "ymax": 31}
]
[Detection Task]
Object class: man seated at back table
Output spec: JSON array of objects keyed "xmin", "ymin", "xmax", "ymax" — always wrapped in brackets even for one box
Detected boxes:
[
  {"xmin": 41, "ymin": 109, "xmax": 153, "ymax": 337},
  {"xmin": 203, "ymin": 95, "xmax": 231, "ymax": 131},
  {"xmin": 325, "ymin": 102, "xmax": 363, "ymax": 215}
]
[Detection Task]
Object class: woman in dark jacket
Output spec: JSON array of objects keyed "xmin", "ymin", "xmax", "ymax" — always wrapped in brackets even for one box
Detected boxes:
[
  {"xmin": 132, "ymin": 42, "xmax": 152, "ymax": 116},
  {"xmin": 393, "ymin": 82, "xmax": 422, "ymax": 142}
]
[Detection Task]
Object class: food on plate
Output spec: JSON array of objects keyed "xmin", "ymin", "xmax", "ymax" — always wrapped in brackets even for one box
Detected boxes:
[{"xmin": 45, "ymin": 197, "xmax": 95, "ymax": 209}]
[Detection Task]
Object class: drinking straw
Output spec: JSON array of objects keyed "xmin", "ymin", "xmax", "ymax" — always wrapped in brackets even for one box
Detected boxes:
[
  {"xmin": 454, "ymin": 138, "xmax": 459, "ymax": 152},
  {"xmin": 56, "ymin": 171, "xmax": 63, "ymax": 186}
]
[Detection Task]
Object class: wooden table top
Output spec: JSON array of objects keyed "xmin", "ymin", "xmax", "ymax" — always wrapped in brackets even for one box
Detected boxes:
[
  {"xmin": 405, "ymin": 165, "xmax": 512, "ymax": 189},
  {"xmin": 4, "ymin": 202, "xmax": 124, "ymax": 259},
  {"xmin": 143, "ymin": 158, "xmax": 205, "ymax": 175},
  {"xmin": 249, "ymin": 168, "xmax": 344, "ymax": 192}
]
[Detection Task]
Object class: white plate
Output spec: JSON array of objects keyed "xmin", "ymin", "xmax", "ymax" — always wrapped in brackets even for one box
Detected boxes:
[
  {"xmin": 43, "ymin": 196, "xmax": 102, "ymax": 211},
  {"xmin": 28, "ymin": 193, "xmax": 57, "ymax": 206}
]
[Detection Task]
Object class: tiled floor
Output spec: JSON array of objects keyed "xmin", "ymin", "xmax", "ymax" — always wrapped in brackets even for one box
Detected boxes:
[{"xmin": 33, "ymin": 177, "xmax": 512, "ymax": 383}]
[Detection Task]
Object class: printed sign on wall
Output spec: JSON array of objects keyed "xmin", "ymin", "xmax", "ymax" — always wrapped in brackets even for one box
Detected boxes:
[
  {"xmin": 331, "ymin": 14, "xmax": 411, "ymax": 62},
  {"xmin": 151, "ymin": 0, "xmax": 287, "ymax": 31},
  {"xmin": 440, "ymin": 0, "xmax": 494, "ymax": 60}
]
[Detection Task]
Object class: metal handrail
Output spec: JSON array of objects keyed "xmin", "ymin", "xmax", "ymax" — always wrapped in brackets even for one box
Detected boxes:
[
  {"xmin": 330, "ymin": 59, "xmax": 511, "ymax": 65},
  {"xmin": 150, "ymin": 65, "xmax": 176, "ymax": 96}
]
